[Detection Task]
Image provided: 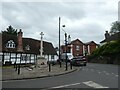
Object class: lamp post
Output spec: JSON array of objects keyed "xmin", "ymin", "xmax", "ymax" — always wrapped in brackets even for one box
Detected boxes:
[
  {"xmin": 59, "ymin": 17, "xmax": 61, "ymax": 68},
  {"xmin": 58, "ymin": 17, "xmax": 66, "ymax": 68}
]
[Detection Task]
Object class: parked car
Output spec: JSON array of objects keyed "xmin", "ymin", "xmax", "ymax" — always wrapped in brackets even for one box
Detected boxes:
[
  {"xmin": 61, "ymin": 53, "xmax": 73, "ymax": 62},
  {"xmin": 71, "ymin": 56, "xmax": 87, "ymax": 66}
]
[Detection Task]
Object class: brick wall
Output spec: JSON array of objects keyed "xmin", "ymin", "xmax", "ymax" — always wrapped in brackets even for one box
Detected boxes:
[
  {"xmin": 17, "ymin": 29, "xmax": 23, "ymax": 52},
  {"xmin": 72, "ymin": 42, "xmax": 83, "ymax": 56},
  {"xmin": 61, "ymin": 39, "xmax": 98, "ymax": 57},
  {"xmin": 89, "ymin": 42, "xmax": 97, "ymax": 54}
]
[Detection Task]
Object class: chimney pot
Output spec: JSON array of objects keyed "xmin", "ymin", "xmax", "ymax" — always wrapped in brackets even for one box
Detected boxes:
[{"xmin": 105, "ymin": 31, "xmax": 110, "ymax": 42}]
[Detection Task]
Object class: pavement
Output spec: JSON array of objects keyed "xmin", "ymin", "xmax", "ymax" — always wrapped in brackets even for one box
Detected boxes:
[{"xmin": 2, "ymin": 64, "xmax": 78, "ymax": 81}]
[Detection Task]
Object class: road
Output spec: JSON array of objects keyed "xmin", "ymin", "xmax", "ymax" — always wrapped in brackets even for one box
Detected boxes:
[{"xmin": 2, "ymin": 63, "xmax": 119, "ymax": 89}]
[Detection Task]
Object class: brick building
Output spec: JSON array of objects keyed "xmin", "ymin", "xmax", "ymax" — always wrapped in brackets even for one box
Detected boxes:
[{"xmin": 61, "ymin": 39, "xmax": 98, "ymax": 57}]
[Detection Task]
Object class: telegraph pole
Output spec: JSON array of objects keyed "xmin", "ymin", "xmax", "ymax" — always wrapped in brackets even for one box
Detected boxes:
[{"xmin": 59, "ymin": 17, "xmax": 62, "ymax": 68}]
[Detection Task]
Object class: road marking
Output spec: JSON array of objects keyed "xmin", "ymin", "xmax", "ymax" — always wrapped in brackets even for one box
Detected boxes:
[
  {"xmin": 51, "ymin": 83, "xmax": 81, "ymax": 88},
  {"xmin": 83, "ymin": 81, "xmax": 109, "ymax": 88},
  {"xmin": 105, "ymin": 73, "xmax": 109, "ymax": 75},
  {"xmin": 98, "ymin": 72, "xmax": 101, "ymax": 74},
  {"xmin": 111, "ymin": 73, "xmax": 118, "ymax": 77},
  {"xmin": 90, "ymin": 69, "xmax": 94, "ymax": 72},
  {"xmin": 112, "ymin": 73, "xmax": 114, "ymax": 75},
  {"xmin": 103, "ymin": 71, "xmax": 107, "ymax": 73}
]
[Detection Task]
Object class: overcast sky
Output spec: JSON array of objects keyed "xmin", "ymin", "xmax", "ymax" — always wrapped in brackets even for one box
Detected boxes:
[{"xmin": 1, "ymin": 0, "xmax": 119, "ymax": 47}]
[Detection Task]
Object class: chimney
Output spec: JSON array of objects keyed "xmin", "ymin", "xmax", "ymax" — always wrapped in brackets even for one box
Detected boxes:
[
  {"xmin": 17, "ymin": 29, "xmax": 23, "ymax": 52},
  {"xmin": 0, "ymin": 33, "xmax": 2, "ymax": 52},
  {"xmin": 105, "ymin": 31, "xmax": 110, "ymax": 41}
]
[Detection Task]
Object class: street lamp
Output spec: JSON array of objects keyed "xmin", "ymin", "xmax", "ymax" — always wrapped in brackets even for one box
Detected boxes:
[
  {"xmin": 58, "ymin": 17, "xmax": 71, "ymax": 70},
  {"xmin": 59, "ymin": 17, "xmax": 61, "ymax": 68}
]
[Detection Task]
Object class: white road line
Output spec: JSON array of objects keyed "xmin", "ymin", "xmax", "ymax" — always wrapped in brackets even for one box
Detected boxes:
[
  {"xmin": 112, "ymin": 73, "xmax": 114, "ymax": 75},
  {"xmin": 90, "ymin": 69, "xmax": 94, "ymax": 71},
  {"xmin": 105, "ymin": 73, "xmax": 109, "ymax": 75},
  {"xmin": 115, "ymin": 75, "xmax": 118, "ymax": 77},
  {"xmin": 83, "ymin": 81, "xmax": 109, "ymax": 88},
  {"xmin": 103, "ymin": 71, "xmax": 107, "ymax": 73},
  {"xmin": 98, "ymin": 72, "xmax": 101, "ymax": 74},
  {"xmin": 51, "ymin": 83, "xmax": 81, "ymax": 88}
]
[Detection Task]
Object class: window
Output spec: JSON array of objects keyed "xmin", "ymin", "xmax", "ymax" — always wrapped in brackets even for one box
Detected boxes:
[
  {"xmin": 25, "ymin": 45, "xmax": 30, "ymax": 50},
  {"xmin": 51, "ymin": 55, "xmax": 54, "ymax": 59},
  {"xmin": 6, "ymin": 40, "xmax": 15, "ymax": 48},
  {"xmin": 67, "ymin": 47, "xmax": 71, "ymax": 53},
  {"xmin": 76, "ymin": 45, "xmax": 80, "ymax": 51}
]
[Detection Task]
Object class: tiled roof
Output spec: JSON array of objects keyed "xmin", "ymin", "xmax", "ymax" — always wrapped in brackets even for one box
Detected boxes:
[
  {"xmin": 100, "ymin": 32, "xmax": 120, "ymax": 43},
  {"xmin": 23, "ymin": 38, "xmax": 39, "ymax": 54},
  {"xmin": 84, "ymin": 41, "xmax": 98, "ymax": 45},
  {"xmin": 2, "ymin": 34, "xmax": 57, "ymax": 55},
  {"xmin": 71, "ymin": 39, "xmax": 84, "ymax": 44},
  {"xmin": 43, "ymin": 41, "xmax": 57, "ymax": 55}
]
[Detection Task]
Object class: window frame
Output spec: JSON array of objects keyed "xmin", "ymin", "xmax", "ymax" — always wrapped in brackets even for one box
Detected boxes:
[
  {"xmin": 6, "ymin": 40, "xmax": 15, "ymax": 48},
  {"xmin": 76, "ymin": 45, "xmax": 80, "ymax": 51}
]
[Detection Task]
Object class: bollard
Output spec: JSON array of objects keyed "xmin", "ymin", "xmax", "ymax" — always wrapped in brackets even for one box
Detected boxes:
[
  {"xmin": 18, "ymin": 64, "xmax": 20, "ymax": 75},
  {"xmin": 59, "ymin": 60, "xmax": 62, "ymax": 68},
  {"xmin": 70, "ymin": 61, "xmax": 72, "ymax": 70},
  {"xmin": 49, "ymin": 63, "xmax": 51, "ymax": 72},
  {"xmin": 14, "ymin": 62, "xmax": 15, "ymax": 68},
  {"xmin": 65, "ymin": 61, "xmax": 68, "ymax": 71},
  {"xmin": 15, "ymin": 64, "xmax": 17, "ymax": 71}
]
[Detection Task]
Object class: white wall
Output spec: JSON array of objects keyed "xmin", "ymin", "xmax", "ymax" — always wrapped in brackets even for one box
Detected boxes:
[
  {"xmin": 44, "ymin": 55, "xmax": 58, "ymax": 61},
  {"xmin": 3, "ymin": 53, "xmax": 36, "ymax": 64}
]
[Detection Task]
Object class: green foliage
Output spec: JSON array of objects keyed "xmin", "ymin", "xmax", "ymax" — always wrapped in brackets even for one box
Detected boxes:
[
  {"xmin": 91, "ymin": 40, "xmax": 120, "ymax": 57},
  {"xmin": 2, "ymin": 25, "xmax": 17, "ymax": 36},
  {"xmin": 102, "ymin": 41, "xmax": 120, "ymax": 55},
  {"xmin": 110, "ymin": 21, "xmax": 120, "ymax": 35}
]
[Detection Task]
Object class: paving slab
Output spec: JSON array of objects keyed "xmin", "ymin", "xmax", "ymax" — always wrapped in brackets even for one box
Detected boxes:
[{"xmin": 2, "ymin": 64, "xmax": 78, "ymax": 81}]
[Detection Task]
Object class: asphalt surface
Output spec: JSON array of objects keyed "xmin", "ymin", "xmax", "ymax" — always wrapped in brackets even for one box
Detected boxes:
[{"xmin": 2, "ymin": 63, "xmax": 119, "ymax": 89}]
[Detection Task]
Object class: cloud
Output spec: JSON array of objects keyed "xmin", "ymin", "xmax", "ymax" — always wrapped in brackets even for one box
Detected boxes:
[{"xmin": 1, "ymin": 0, "xmax": 118, "ymax": 47}]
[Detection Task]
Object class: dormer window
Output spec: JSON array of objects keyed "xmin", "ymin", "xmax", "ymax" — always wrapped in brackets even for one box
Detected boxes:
[
  {"xmin": 25, "ymin": 45, "xmax": 30, "ymax": 50},
  {"xmin": 6, "ymin": 40, "xmax": 15, "ymax": 48}
]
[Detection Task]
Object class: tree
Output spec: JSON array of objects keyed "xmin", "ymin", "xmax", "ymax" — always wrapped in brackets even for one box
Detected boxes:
[
  {"xmin": 109, "ymin": 21, "xmax": 120, "ymax": 35},
  {"xmin": 2, "ymin": 25, "xmax": 17, "ymax": 36}
]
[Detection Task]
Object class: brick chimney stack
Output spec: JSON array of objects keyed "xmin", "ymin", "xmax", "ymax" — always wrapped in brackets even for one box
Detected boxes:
[
  {"xmin": 105, "ymin": 31, "xmax": 110, "ymax": 41},
  {"xmin": 17, "ymin": 29, "xmax": 23, "ymax": 52}
]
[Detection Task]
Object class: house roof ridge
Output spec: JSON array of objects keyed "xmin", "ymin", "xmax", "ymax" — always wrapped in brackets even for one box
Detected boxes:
[
  {"xmin": 71, "ymin": 38, "xmax": 84, "ymax": 44},
  {"xmin": 23, "ymin": 37, "xmax": 52, "ymax": 44}
]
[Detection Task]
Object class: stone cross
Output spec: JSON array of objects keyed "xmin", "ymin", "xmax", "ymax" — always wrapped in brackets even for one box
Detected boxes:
[{"xmin": 40, "ymin": 32, "xmax": 44, "ymax": 57}]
